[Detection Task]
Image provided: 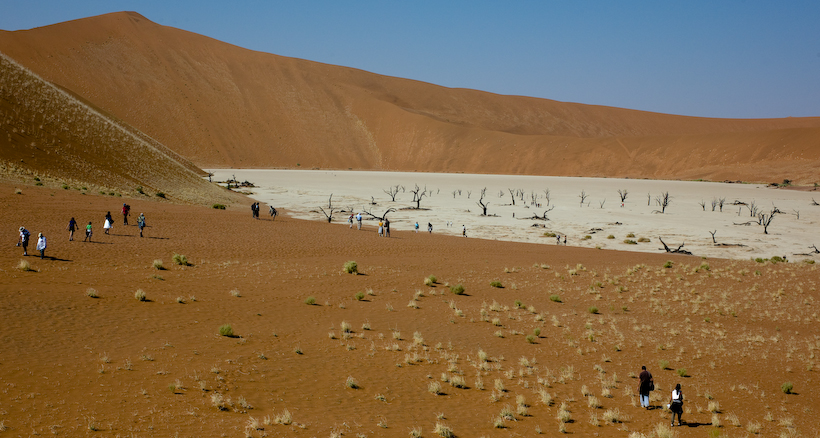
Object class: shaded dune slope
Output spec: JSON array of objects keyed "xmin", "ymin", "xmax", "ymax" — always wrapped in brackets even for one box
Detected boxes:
[
  {"xmin": 1, "ymin": 12, "xmax": 819, "ymax": 183},
  {"xmin": 0, "ymin": 52, "xmax": 241, "ymax": 205}
]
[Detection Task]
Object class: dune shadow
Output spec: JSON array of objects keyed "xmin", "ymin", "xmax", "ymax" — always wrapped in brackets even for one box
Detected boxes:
[{"xmin": 146, "ymin": 236, "xmax": 169, "ymax": 240}]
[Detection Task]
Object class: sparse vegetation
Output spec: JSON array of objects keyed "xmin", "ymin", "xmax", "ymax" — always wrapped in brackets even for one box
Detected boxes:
[
  {"xmin": 172, "ymin": 253, "xmax": 189, "ymax": 266},
  {"xmin": 304, "ymin": 296, "xmax": 316, "ymax": 305},
  {"xmin": 219, "ymin": 324, "xmax": 234, "ymax": 337},
  {"xmin": 134, "ymin": 289, "xmax": 146, "ymax": 301},
  {"xmin": 490, "ymin": 281, "xmax": 503, "ymax": 288},
  {"xmin": 344, "ymin": 260, "xmax": 358, "ymax": 274},
  {"xmin": 152, "ymin": 259, "xmax": 164, "ymax": 270},
  {"xmin": 549, "ymin": 294, "xmax": 562, "ymax": 303},
  {"xmin": 781, "ymin": 381, "xmax": 794, "ymax": 394},
  {"xmin": 212, "ymin": 203, "xmax": 226, "ymax": 209},
  {"xmin": 86, "ymin": 288, "xmax": 98, "ymax": 298},
  {"xmin": 449, "ymin": 284, "xmax": 465, "ymax": 295},
  {"xmin": 425, "ymin": 275, "xmax": 437, "ymax": 286}
]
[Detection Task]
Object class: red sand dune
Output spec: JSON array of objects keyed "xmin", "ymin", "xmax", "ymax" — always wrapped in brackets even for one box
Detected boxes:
[{"xmin": 2, "ymin": 11, "xmax": 820, "ymax": 184}]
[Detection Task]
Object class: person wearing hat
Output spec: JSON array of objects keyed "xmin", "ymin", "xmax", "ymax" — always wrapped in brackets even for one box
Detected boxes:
[
  {"xmin": 137, "ymin": 213, "xmax": 146, "ymax": 237},
  {"xmin": 36, "ymin": 233, "xmax": 47, "ymax": 259},
  {"xmin": 18, "ymin": 226, "xmax": 31, "ymax": 256}
]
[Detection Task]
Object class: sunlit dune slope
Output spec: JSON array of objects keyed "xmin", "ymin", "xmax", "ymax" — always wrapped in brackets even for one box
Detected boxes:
[
  {"xmin": 1, "ymin": 11, "xmax": 819, "ymax": 183},
  {"xmin": 0, "ymin": 53, "xmax": 242, "ymax": 205}
]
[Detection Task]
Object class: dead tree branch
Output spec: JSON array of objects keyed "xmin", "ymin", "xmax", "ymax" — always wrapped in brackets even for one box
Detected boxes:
[{"xmin": 658, "ymin": 236, "xmax": 692, "ymax": 255}]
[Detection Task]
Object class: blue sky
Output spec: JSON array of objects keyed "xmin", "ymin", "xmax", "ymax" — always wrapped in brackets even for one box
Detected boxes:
[{"xmin": 2, "ymin": 1, "xmax": 819, "ymax": 118}]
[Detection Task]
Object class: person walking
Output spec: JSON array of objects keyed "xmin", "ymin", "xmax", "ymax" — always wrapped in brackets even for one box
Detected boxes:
[
  {"xmin": 414, "ymin": 222, "xmax": 419, "ymax": 233},
  {"xmin": 638, "ymin": 365, "xmax": 654, "ymax": 409},
  {"xmin": 84, "ymin": 222, "xmax": 93, "ymax": 242},
  {"xmin": 378, "ymin": 220, "xmax": 384, "ymax": 237},
  {"xmin": 269, "ymin": 205, "xmax": 278, "ymax": 220},
  {"xmin": 66, "ymin": 217, "xmax": 77, "ymax": 241},
  {"xmin": 356, "ymin": 212, "xmax": 362, "ymax": 230},
  {"xmin": 104, "ymin": 212, "xmax": 113, "ymax": 235},
  {"xmin": 122, "ymin": 203, "xmax": 130, "ymax": 225},
  {"xmin": 462, "ymin": 224, "xmax": 466, "ymax": 237},
  {"xmin": 18, "ymin": 226, "xmax": 31, "ymax": 256},
  {"xmin": 384, "ymin": 218, "xmax": 390, "ymax": 237},
  {"xmin": 36, "ymin": 233, "xmax": 47, "ymax": 259},
  {"xmin": 348, "ymin": 214, "xmax": 354, "ymax": 229},
  {"xmin": 137, "ymin": 213, "xmax": 146, "ymax": 237},
  {"xmin": 428, "ymin": 222, "xmax": 432, "ymax": 233},
  {"xmin": 670, "ymin": 384, "xmax": 684, "ymax": 426}
]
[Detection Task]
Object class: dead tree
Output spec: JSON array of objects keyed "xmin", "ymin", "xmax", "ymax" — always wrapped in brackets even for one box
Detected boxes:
[
  {"xmin": 647, "ymin": 193, "xmax": 651, "ymax": 206},
  {"xmin": 658, "ymin": 236, "xmax": 692, "ymax": 255},
  {"xmin": 748, "ymin": 201, "xmax": 759, "ymax": 217},
  {"xmin": 363, "ymin": 207, "xmax": 396, "ymax": 221},
  {"xmin": 812, "ymin": 198, "xmax": 819, "ymax": 206},
  {"xmin": 452, "ymin": 190, "xmax": 457, "ymax": 199},
  {"xmin": 711, "ymin": 198, "xmax": 717, "ymax": 211},
  {"xmin": 579, "ymin": 190, "xmax": 588, "ymax": 207},
  {"xmin": 719, "ymin": 198, "xmax": 726, "ymax": 212},
  {"xmin": 792, "ymin": 209, "xmax": 800, "ymax": 220},
  {"xmin": 654, "ymin": 192, "xmax": 672, "ymax": 213},
  {"xmin": 709, "ymin": 230, "xmax": 717, "ymax": 244},
  {"xmin": 530, "ymin": 192, "xmax": 537, "ymax": 206},
  {"xmin": 543, "ymin": 189, "xmax": 551, "ymax": 206},
  {"xmin": 618, "ymin": 189, "xmax": 628, "ymax": 203},
  {"xmin": 466, "ymin": 190, "xmax": 471, "ymax": 199},
  {"xmin": 411, "ymin": 184, "xmax": 428, "ymax": 209},
  {"xmin": 699, "ymin": 200, "xmax": 706, "ymax": 211},
  {"xmin": 476, "ymin": 188, "xmax": 490, "ymax": 216},
  {"xmin": 318, "ymin": 194, "xmax": 338, "ymax": 223},
  {"xmin": 508, "ymin": 188, "xmax": 516, "ymax": 206},
  {"xmin": 530, "ymin": 206, "xmax": 555, "ymax": 220},
  {"xmin": 383, "ymin": 185, "xmax": 400, "ymax": 201},
  {"xmin": 758, "ymin": 208, "xmax": 778, "ymax": 234},
  {"xmin": 599, "ymin": 199, "xmax": 606, "ymax": 209}
]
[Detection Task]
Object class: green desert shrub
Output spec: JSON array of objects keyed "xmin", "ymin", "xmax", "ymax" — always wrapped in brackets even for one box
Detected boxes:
[
  {"xmin": 155, "ymin": 192, "xmax": 166, "ymax": 198},
  {"xmin": 623, "ymin": 239, "xmax": 637, "ymax": 245},
  {"xmin": 424, "ymin": 275, "xmax": 437, "ymax": 286},
  {"xmin": 304, "ymin": 296, "xmax": 316, "ymax": 305},
  {"xmin": 344, "ymin": 261, "xmax": 358, "ymax": 274},
  {"xmin": 526, "ymin": 334, "xmax": 536, "ymax": 344},
  {"xmin": 212, "ymin": 203, "xmax": 226, "ymax": 209},
  {"xmin": 781, "ymin": 381, "xmax": 794, "ymax": 394},
  {"xmin": 606, "ymin": 235, "xmax": 615, "ymax": 239},
  {"xmin": 637, "ymin": 237, "xmax": 650, "ymax": 242},
  {"xmin": 663, "ymin": 260, "xmax": 673, "ymax": 268},
  {"xmin": 354, "ymin": 291, "xmax": 365, "ymax": 301},
  {"xmin": 152, "ymin": 259, "xmax": 164, "ymax": 270},
  {"xmin": 172, "ymin": 253, "xmax": 189, "ymax": 266},
  {"xmin": 450, "ymin": 284, "xmax": 465, "ymax": 295},
  {"xmin": 136, "ymin": 186, "xmax": 144, "ymax": 194},
  {"xmin": 490, "ymin": 281, "xmax": 503, "ymax": 288},
  {"xmin": 219, "ymin": 324, "xmax": 234, "ymax": 337},
  {"xmin": 770, "ymin": 256, "xmax": 786, "ymax": 264},
  {"xmin": 588, "ymin": 306, "xmax": 599, "ymax": 314},
  {"xmin": 544, "ymin": 232, "xmax": 556, "ymax": 237},
  {"xmin": 134, "ymin": 289, "xmax": 146, "ymax": 301},
  {"xmin": 582, "ymin": 235, "xmax": 592, "ymax": 240},
  {"xmin": 626, "ymin": 233, "xmax": 635, "ymax": 238},
  {"xmin": 659, "ymin": 359, "xmax": 670, "ymax": 370},
  {"xmin": 677, "ymin": 368, "xmax": 687, "ymax": 377},
  {"xmin": 549, "ymin": 294, "xmax": 562, "ymax": 303}
]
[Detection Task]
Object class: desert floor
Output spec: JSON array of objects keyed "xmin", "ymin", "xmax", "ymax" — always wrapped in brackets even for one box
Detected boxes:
[
  {"xmin": 0, "ymin": 181, "xmax": 817, "ymax": 438},
  {"xmin": 210, "ymin": 169, "xmax": 820, "ymax": 262}
]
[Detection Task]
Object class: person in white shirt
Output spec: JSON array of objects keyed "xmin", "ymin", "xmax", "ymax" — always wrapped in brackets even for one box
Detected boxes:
[
  {"xmin": 669, "ymin": 383, "xmax": 684, "ymax": 426},
  {"xmin": 36, "ymin": 233, "xmax": 47, "ymax": 259}
]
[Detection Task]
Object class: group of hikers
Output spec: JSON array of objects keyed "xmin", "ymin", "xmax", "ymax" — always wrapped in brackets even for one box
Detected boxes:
[
  {"xmin": 250, "ymin": 202, "xmax": 277, "ymax": 220},
  {"xmin": 639, "ymin": 365, "xmax": 686, "ymax": 427},
  {"xmin": 17, "ymin": 203, "xmax": 147, "ymax": 260},
  {"xmin": 346, "ymin": 212, "xmax": 462, "ymax": 238}
]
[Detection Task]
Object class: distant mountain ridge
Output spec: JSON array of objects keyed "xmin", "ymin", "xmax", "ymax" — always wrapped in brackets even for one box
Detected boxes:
[{"xmin": 2, "ymin": 11, "xmax": 819, "ymax": 183}]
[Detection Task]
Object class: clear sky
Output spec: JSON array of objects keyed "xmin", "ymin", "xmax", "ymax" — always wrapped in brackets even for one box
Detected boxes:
[{"xmin": 2, "ymin": 1, "xmax": 819, "ymax": 119}]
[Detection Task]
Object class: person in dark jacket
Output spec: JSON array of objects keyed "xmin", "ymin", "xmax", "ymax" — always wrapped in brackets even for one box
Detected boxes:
[{"xmin": 638, "ymin": 365, "xmax": 654, "ymax": 409}]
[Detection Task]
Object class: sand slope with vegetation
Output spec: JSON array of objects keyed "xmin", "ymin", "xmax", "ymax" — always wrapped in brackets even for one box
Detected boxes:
[
  {"xmin": 1, "ymin": 11, "xmax": 820, "ymax": 184},
  {"xmin": 0, "ymin": 183, "xmax": 816, "ymax": 437},
  {"xmin": 0, "ymin": 52, "xmax": 242, "ymax": 206}
]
